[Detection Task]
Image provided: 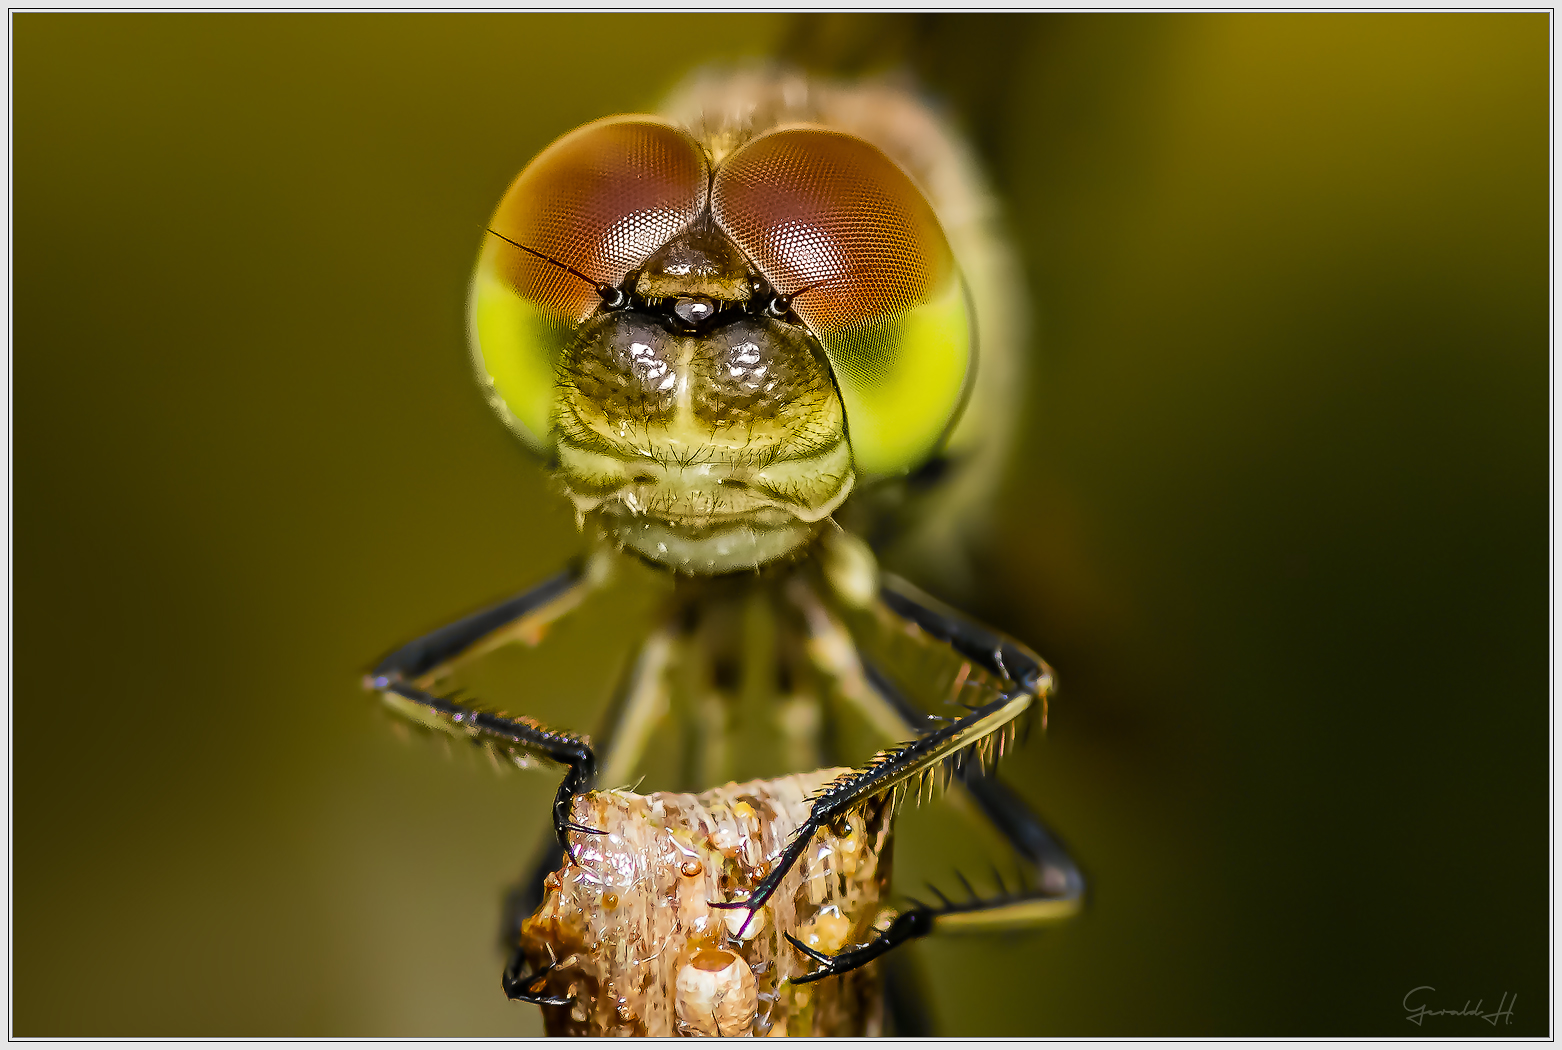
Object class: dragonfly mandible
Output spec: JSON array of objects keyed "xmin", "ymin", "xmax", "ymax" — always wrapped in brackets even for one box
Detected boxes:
[{"xmin": 366, "ymin": 67, "xmax": 1084, "ymax": 1037}]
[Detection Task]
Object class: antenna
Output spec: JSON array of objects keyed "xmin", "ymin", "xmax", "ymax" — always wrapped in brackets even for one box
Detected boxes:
[{"xmin": 485, "ymin": 229, "xmax": 627, "ymax": 308}]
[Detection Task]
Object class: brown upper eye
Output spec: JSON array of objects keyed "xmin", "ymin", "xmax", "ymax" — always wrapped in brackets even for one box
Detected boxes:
[
  {"xmin": 708, "ymin": 128, "xmax": 954, "ymax": 337},
  {"xmin": 486, "ymin": 117, "xmax": 709, "ymax": 323}
]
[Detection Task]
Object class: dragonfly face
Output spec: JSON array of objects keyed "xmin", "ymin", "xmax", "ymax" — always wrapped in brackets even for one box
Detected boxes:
[
  {"xmin": 552, "ymin": 228, "xmax": 853, "ymax": 574},
  {"xmin": 470, "ymin": 113, "xmax": 972, "ymax": 572},
  {"xmin": 370, "ymin": 70, "xmax": 1083, "ymax": 1037}
]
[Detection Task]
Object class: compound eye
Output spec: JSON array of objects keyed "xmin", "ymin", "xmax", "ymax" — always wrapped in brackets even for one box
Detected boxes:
[
  {"xmin": 470, "ymin": 117, "xmax": 708, "ymax": 449},
  {"xmin": 711, "ymin": 128, "xmax": 970, "ymax": 474}
]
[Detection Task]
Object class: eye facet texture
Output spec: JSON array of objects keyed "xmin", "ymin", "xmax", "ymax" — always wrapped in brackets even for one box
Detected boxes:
[
  {"xmin": 712, "ymin": 128, "xmax": 971, "ymax": 474},
  {"xmin": 471, "ymin": 118, "xmax": 708, "ymax": 447}
]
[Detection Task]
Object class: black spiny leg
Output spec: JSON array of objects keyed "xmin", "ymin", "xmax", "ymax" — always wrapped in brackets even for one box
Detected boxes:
[
  {"xmin": 956, "ymin": 764, "xmax": 1086, "ymax": 907},
  {"xmin": 379, "ymin": 680, "xmax": 600, "ymax": 861},
  {"xmin": 365, "ymin": 555, "xmax": 611, "ymax": 863},
  {"xmin": 712, "ymin": 578, "xmax": 1049, "ymax": 935},
  {"xmin": 875, "ymin": 573, "xmax": 1086, "ymax": 914},
  {"xmin": 710, "ymin": 690, "xmax": 1034, "ymax": 932},
  {"xmin": 782, "ymin": 573, "xmax": 1085, "ymax": 983},
  {"xmin": 875, "ymin": 574, "xmax": 1052, "ymax": 699},
  {"xmin": 862, "ymin": 656, "xmax": 1085, "ymax": 912},
  {"xmin": 376, "ymin": 679, "xmax": 600, "ymax": 1004},
  {"xmin": 787, "ymin": 909, "xmax": 935, "ymax": 985},
  {"xmin": 501, "ymin": 955, "xmax": 571, "ymax": 1007},
  {"xmin": 497, "ymin": 620, "xmax": 679, "ymax": 1002},
  {"xmin": 366, "ymin": 556, "xmax": 595, "ymax": 690}
]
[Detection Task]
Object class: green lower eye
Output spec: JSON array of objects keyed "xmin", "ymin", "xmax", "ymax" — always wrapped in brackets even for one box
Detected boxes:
[
  {"xmin": 821, "ymin": 272, "xmax": 972, "ymax": 475},
  {"xmin": 469, "ymin": 260, "xmax": 568, "ymax": 451}
]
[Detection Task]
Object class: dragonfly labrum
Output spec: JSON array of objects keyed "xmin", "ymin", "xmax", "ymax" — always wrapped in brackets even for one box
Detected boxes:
[{"xmin": 367, "ymin": 68, "xmax": 1084, "ymax": 1037}]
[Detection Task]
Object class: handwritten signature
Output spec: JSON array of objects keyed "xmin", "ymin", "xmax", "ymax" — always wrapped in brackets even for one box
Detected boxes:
[{"xmin": 1403, "ymin": 987, "xmax": 1516, "ymax": 1026}]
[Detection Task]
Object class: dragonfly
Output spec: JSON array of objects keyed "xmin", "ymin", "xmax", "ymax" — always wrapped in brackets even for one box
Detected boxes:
[{"xmin": 366, "ymin": 67, "xmax": 1084, "ymax": 1037}]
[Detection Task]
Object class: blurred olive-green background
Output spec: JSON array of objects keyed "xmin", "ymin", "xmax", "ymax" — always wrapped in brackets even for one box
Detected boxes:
[{"xmin": 14, "ymin": 13, "xmax": 1548, "ymax": 1036}]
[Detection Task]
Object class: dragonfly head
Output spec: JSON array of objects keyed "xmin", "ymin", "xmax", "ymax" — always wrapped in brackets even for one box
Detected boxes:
[{"xmin": 467, "ymin": 116, "xmax": 973, "ymax": 574}]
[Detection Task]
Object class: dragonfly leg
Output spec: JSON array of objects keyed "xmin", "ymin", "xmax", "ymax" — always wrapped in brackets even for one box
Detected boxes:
[
  {"xmin": 869, "ymin": 573, "xmax": 1086, "ymax": 916},
  {"xmin": 861, "ymin": 656, "xmax": 1086, "ymax": 920},
  {"xmin": 855, "ymin": 659, "xmax": 1087, "ymax": 925},
  {"xmin": 378, "ymin": 678, "xmax": 600, "ymax": 861},
  {"xmin": 708, "ymin": 686, "xmax": 1034, "ymax": 923},
  {"xmin": 365, "ymin": 552, "xmax": 617, "ymax": 862},
  {"xmin": 710, "ymin": 585, "xmax": 1047, "ymax": 938},
  {"xmin": 499, "ymin": 621, "xmax": 680, "ymax": 979},
  {"xmin": 588, "ymin": 619, "xmax": 679, "ymax": 791},
  {"xmin": 874, "ymin": 572, "xmax": 1054, "ymax": 699},
  {"xmin": 365, "ymin": 550, "xmax": 609, "ymax": 691},
  {"xmin": 786, "ymin": 908, "xmax": 935, "ymax": 985},
  {"xmin": 501, "ymin": 953, "xmax": 571, "ymax": 1007},
  {"xmin": 772, "ymin": 570, "xmax": 1083, "ymax": 982}
]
